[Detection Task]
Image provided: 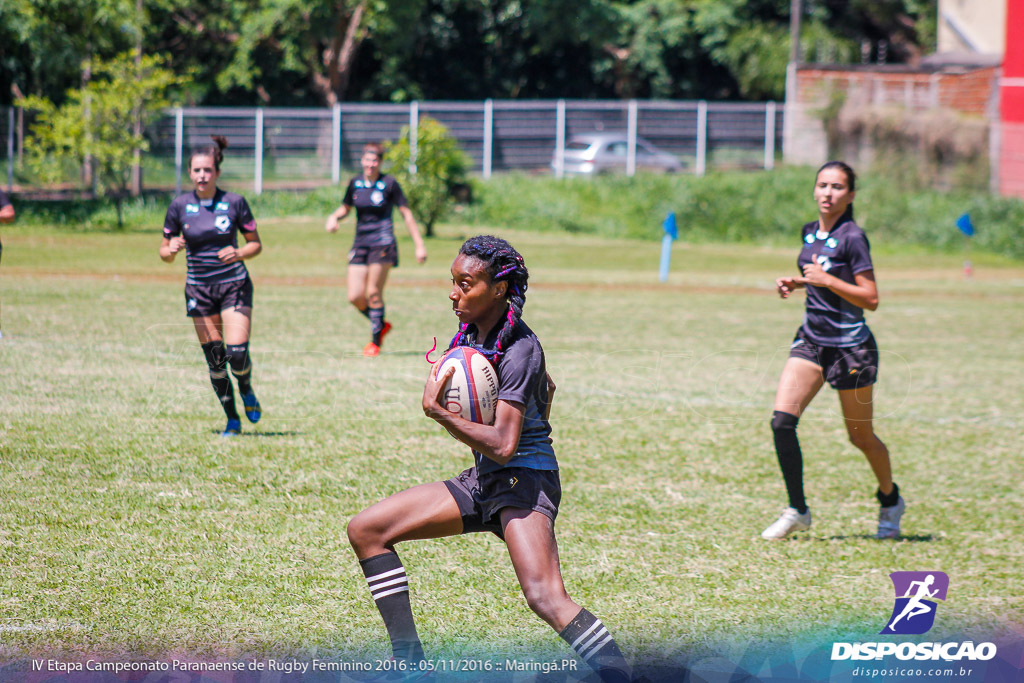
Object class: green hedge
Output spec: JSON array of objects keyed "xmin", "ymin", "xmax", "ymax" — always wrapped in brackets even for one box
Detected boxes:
[{"xmin": 8, "ymin": 166, "xmax": 1024, "ymax": 259}]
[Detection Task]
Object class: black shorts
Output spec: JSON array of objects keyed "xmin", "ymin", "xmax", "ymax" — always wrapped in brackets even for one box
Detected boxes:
[
  {"xmin": 789, "ymin": 330, "xmax": 878, "ymax": 390},
  {"xmin": 444, "ymin": 466, "xmax": 561, "ymax": 539},
  {"xmin": 348, "ymin": 242, "xmax": 398, "ymax": 267},
  {"xmin": 184, "ymin": 277, "xmax": 254, "ymax": 318}
]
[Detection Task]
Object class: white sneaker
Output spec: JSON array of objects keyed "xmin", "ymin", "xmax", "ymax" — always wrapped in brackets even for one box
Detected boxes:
[
  {"xmin": 761, "ymin": 507, "xmax": 812, "ymax": 540},
  {"xmin": 876, "ymin": 496, "xmax": 905, "ymax": 539}
]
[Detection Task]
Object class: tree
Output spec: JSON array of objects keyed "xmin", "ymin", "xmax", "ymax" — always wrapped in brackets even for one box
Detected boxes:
[
  {"xmin": 384, "ymin": 117, "xmax": 469, "ymax": 237},
  {"xmin": 20, "ymin": 53, "xmax": 184, "ymax": 226}
]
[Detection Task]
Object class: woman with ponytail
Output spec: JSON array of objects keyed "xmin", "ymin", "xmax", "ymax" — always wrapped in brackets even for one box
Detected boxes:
[
  {"xmin": 762, "ymin": 161, "xmax": 904, "ymax": 540},
  {"xmin": 346, "ymin": 236, "xmax": 633, "ymax": 683},
  {"xmin": 159, "ymin": 135, "xmax": 263, "ymax": 437}
]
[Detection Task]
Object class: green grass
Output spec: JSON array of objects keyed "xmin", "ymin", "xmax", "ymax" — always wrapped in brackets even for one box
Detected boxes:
[{"xmin": 1, "ymin": 219, "xmax": 1022, "ymax": 676}]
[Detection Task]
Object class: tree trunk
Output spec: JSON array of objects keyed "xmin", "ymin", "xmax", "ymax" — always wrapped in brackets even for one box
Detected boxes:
[
  {"xmin": 131, "ymin": 0, "xmax": 144, "ymax": 197},
  {"xmin": 311, "ymin": 0, "xmax": 367, "ymax": 106}
]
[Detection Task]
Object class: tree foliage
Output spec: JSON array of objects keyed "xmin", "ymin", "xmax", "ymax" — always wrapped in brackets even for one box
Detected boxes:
[
  {"xmin": 384, "ymin": 117, "xmax": 469, "ymax": 237},
  {"xmin": 1, "ymin": 0, "xmax": 940, "ymax": 106},
  {"xmin": 19, "ymin": 53, "xmax": 184, "ymax": 225}
]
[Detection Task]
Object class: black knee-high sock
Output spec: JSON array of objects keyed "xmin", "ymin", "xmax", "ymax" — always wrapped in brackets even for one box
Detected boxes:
[
  {"xmin": 359, "ymin": 552, "xmax": 424, "ymax": 662},
  {"xmin": 368, "ymin": 306, "xmax": 385, "ymax": 344},
  {"xmin": 225, "ymin": 342, "xmax": 253, "ymax": 395},
  {"xmin": 201, "ymin": 341, "xmax": 238, "ymax": 420},
  {"xmin": 771, "ymin": 410, "xmax": 806, "ymax": 513},
  {"xmin": 357, "ymin": 306, "xmax": 371, "ymax": 320},
  {"xmin": 559, "ymin": 608, "xmax": 631, "ymax": 683}
]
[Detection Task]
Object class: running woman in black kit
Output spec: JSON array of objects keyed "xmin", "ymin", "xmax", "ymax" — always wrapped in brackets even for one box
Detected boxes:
[
  {"xmin": 346, "ymin": 236, "xmax": 632, "ymax": 682},
  {"xmin": 325, "ymin": 142, "xmax": 427, "ymax": 357},
  {"xmin": 159, "ymin": 136, "xmax": 263, "ymax": 437},
  {"xmin": 0, "ymin": 188, "xmax": 14, "ymax": 339},
  {"xmin": 762, "ymin": 161, "xmax": 905, "ymax": 540}
]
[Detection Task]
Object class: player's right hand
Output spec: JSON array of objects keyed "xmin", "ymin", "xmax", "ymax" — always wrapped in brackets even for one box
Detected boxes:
[
  {"xmin": 168, "ymin": 236, "xmax": 186, "ymax": 254},
  {"xmin": 776, "ymin": 276, "xmax": 803, "ymax": 298},
  {"xmin": 325, "ymin": 215, "xmax": 339, "ymax": 233}
]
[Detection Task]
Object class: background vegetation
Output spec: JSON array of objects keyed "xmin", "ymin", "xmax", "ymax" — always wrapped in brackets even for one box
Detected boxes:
[
  {"xmin": 1, "ymin": 0, "xmax": 938, "ymax": 106},
  {"xmin": 6, "ymin": 167, "xmax": 1021, "ymax": 260}
]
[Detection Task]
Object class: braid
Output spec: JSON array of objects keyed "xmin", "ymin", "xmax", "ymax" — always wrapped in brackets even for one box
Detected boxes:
[{"xmin": 448, "ymin": 235, "xmax": 529, "ymax": 362}]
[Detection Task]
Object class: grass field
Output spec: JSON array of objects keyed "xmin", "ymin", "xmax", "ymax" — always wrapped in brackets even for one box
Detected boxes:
[{"xmin": 1, "ymin": 217, "xmax": 1022, "ymax": 679}]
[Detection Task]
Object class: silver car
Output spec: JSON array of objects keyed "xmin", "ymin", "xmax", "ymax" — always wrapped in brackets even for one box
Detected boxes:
[{"xmin": 552, "ymin": 133, "xmax": 685, "ymax": 175}]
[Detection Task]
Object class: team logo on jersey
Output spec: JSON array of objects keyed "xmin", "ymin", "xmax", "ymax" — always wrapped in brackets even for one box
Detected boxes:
[
  {"xmin": 826, "ymin": 236, "xmax": 838, "ymax": 249},
  {"xmin": 215, "ymin": 215, "xmax": 231, "ymax": 232},
  {"xmin": 508, "ymin": 476, "xmax": 518, "ymax": 488},
  {"xmin": 804, "ymin": 233, "xmax": 815, "ymax": 244},
  {"xmin": 883, "ymin": 572, "xmax": 949, "ymax": 635},
  {"xmin": 186, "ymin": 204, "xmax": 199, "ymax": 214},
  {"xmin": 215, "ymin": 201, "xmax": 230, "ymax": 212},
  {"xmin": 370, "ymin": 190, "xmax": 384, "ymax": 205},
  {"xmin": 816, "ymin": 254, "xmax": 833, "ymax": 271}
]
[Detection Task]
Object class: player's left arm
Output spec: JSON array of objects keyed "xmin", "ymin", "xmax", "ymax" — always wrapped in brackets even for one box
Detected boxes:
[
  {"xmin": 219, "ymin": 228, "xmax": 262, "ymax": 264},
  {"xmin": 397, "ymin": 205, "xmax": 427, "ymax": 264},
  {"xmin": 0, "ymin": 203, "xmax": 14, "ymax": 224},
  {"xmin": 799, "ymin": 265, "xmax": 879, "ymax": 311},
  {"xmin": 422, "ymin": 365, "xmax": 525, "ymax": 464}
]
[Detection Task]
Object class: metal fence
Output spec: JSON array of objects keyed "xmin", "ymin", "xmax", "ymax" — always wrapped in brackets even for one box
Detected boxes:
[{"xmin": 4, "ymin": 100, "xmax": 784, "ymax": 195}]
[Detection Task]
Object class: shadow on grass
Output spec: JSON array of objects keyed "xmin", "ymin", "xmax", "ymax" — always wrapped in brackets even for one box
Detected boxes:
[
  {"xmin": 210, "ymin": 430, "xmax": 303, "ymax": 438},
  {"xmin": 821, "ymin": 534, "xmax": 939, "ymax": 543}
]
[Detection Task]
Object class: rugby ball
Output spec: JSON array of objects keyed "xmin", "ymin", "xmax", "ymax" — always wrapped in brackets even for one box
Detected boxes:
[{"xmin": 434, "ymin": 347, "xmax": 499, "ymax": 425}]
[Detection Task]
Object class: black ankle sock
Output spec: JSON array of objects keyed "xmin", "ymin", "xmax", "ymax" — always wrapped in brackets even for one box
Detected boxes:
[
  {"xmin": 558, "ymin": 608, "xmax": 631, "ymax": 683},
  {"xmin": 877, "ymin": 482, "xmax": 900, "ymax": 507},
  {"xmin": 771, "ymin": 411, "xmax": 806, "ymax": 513},
  {"xmin": 359, "ymin": 552, "xmax": 424, "ymax": 663}
]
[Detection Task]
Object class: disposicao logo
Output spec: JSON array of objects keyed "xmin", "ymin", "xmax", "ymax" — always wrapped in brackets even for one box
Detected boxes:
[
  {"xmin": 831, "ymin": 571, "xmax": 997, "ymax": 663},
  {"xmin": 883, "ymin": 571, "xmax": 948, "ymax": 635}
]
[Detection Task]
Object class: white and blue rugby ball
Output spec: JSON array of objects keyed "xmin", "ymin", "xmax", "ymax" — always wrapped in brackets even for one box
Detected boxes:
[{"xmin": 435, "ymin": 347, "xmax": 499, "ymax": 425}]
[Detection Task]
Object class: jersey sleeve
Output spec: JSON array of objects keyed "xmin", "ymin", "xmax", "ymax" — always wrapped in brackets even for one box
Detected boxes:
[
  {"xmin": 846, "ymin": 229, "xmax": 874, "ymax": 275},
  {"xmin": 342, "ymin": 179, "xmax": 356, "ymax": 207},
  {"xmin": 390, "ymin": 178, "xmax": 409, "ymax": 208},
  {"xmin": 236, "ymin": 195, "xmax": 257, "ymax": 232},
  {"xmin": 163, "ymin": 201, "xmax": 182, "ymax": 238},
  {"xmin": 496, "ymin": 337, "xmax": 544, "ymax": 407}
]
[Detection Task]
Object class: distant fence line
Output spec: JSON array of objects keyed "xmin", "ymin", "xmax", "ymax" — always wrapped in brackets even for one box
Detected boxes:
[{"xmin": 2, "ymin": 100, "xmax": 784, "ymax": 195}]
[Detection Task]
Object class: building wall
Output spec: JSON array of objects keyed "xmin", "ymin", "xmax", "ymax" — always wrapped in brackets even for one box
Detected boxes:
[
  {"xmin": 785, "ymin": 66, "xmax": 999, "ymax": 167},
  {"xmin": 938, "ymin": 0, "xmax": 1006, "ymax": 54}
]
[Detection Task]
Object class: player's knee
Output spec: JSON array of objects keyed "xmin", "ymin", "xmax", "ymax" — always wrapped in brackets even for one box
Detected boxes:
[
  {"xmin": 521, "ymin": 581, "xmax": 570, "ymax": 622},
  {"xmin": 347, "ymin": 510, "xmax": 384, "ymax": 553},
  {"xmin": 847, "ymin": 428, "xmax": 875, "ymax": 452},
  {"xmin": 366, "ymin": 291, "xmax": 383, "ymax": 308},
  {"xmin": 201, "ymin": 341, "xmax": 228, "ymax": 378},
  {"xmin": 771, "ymin": 410, "xmax": 799, "ymax": 435},
  {"xmin": 348, "ymin": 291, "xmax": 367, "ymax": 308},
  {"xmin": 225, "ymin": 342, "xmax": 250, "ymax": 374}
]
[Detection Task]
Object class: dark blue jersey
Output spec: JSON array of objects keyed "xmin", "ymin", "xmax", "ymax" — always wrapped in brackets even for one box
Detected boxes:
[
  {"xmin": 797, "ymin": 209, "xmax": 874, "ymax": 347},
  {"xmin": 463, "ymin": 320, "xmax": 557, "ymax": 475},
  {"xmin": 163, "ymin": 189, "xmax": 257, "ymax": 285},
  {"xmin": 342, "ymin": 174, "xmax": 408, "ymax": 248}
]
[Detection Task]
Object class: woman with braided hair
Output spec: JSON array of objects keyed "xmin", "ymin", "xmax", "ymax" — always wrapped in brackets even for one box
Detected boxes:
[{"xmin": 346, "ymin": 235, "xmax": 633, "ymax": 682}]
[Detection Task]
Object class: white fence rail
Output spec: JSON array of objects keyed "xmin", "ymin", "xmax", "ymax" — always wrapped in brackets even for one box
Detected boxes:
[{"xmin": 3, "ymin": 100, "xmax": 784, "ymax": 195}]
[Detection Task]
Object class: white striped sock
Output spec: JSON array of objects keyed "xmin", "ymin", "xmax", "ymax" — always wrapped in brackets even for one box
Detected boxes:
[
  {"xmin": 366, "ymin": 566, "xmax": 409, "ymax": 602},
  {"xmin": 572, "ymin": 620, "xmax": 611, "ymax": 661}
]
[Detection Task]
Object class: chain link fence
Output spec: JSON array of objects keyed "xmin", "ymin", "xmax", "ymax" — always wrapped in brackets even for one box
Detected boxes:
[{"xmin": 3, "ymin": 99, "xmax": 784, "ymax": 196}]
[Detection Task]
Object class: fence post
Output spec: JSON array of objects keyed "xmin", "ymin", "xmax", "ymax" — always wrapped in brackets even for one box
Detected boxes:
[
  {"xmin": 554, "ymin": 99, "xmax": 566, "ymax": 178},
  {"xmin": 331, "ymin": 103, "xmax": 342, "ymax": 184},
  {"xmin": 255, "ymin": 108, "xmax": 264, "ymax": 196},
  {"xmin": 409, "ymin": 101, "xmax": 419, "ymax": 176},
  {"xmin": 764, "ymin": 101, "xmax": 776, "ymax": 170},
  {"xmin": 483, "ymin": 99, "xmax": 493, "ymax": 179},
  {"xmin": 174, "ymin": 107, "xmax": 183, "ymax": 195},
  {"xmin": 626, "ymin": 99, "xmax": 638, "ymax": 177},
  {"xmin": 696, "ymin": 100, "xmax": 708, "ymax": 176},
  {"xmin": 7, "ymin": 107, "xmax": 13, "ymax": 192}
]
